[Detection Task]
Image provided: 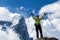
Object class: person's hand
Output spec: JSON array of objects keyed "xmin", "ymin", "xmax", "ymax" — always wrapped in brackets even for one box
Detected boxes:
[
  {"xmin": 31, "ymin": 13, "xmax": 34, "ymax": 15},
  {"xmin": 44, "ymin": 13, "xmax": 46, "ymax": 15}
]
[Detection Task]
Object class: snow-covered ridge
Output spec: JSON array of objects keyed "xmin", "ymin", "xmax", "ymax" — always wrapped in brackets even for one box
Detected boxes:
[
  {"xmin": 0, "ymin": 7, "xmax": 21, "ymax": 26},
  {"xmin": 0, "ymin": 7, "xmax": 20, "ymax": 20}
]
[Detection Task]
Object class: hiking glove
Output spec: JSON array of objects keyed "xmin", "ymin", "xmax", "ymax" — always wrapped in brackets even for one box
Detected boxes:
[
  {"xmin": 44, "ymin": 13, "xmax": 46, "ymax": 15},
  {"xmin": 31, "ymin": 13, "xmax": 34, "ymax": 16}
]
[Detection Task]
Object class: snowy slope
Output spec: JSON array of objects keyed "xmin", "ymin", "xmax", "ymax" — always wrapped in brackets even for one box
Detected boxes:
[{"xmin": 25, "ymin": 17, "xmax": 36, "ymax": 40}]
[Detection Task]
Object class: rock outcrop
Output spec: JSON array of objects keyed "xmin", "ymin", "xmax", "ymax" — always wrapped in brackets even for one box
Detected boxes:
[{"xmin": 36, "ymin": 37, "xmax": 58, "ymax": 40}]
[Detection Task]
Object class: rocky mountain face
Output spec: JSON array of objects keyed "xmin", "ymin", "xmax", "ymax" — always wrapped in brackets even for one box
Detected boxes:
[
  {"xmin": 13, "ymin": 16, "xmax": 32, "ymax": 40},
  {"xmin": 36, "ymin": 37, "xmax": 58, "ymax": 40}
]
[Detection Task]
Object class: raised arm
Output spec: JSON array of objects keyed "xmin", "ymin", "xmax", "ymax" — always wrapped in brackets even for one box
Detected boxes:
[
  {"xmin": 31, "ymin": 13, "xmax": 35, "ymax": 20},
  {"xmin": 40, "ymin": 15, "xmax": 44, "ymax": 19},
  {"xmin": 40, "ymin": 13, "xmax": 46, "ymax": 19}
]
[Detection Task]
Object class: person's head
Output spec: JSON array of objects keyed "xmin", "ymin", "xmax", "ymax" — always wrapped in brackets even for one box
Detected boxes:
[{"xmin": 36, "ymin": 15, "xmax": 39, "ymax": 18}]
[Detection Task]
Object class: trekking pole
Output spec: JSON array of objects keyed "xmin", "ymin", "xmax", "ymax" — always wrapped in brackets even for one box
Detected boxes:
[
  {"xmin": 44, "ymin": 13, "xmax": 58, "ymax": 32},
  {"xmin": 45, "ymin": 14, "xmax": 55, "ymax": 27}
]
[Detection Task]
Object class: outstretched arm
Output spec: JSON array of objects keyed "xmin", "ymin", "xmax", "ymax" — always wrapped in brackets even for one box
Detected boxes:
[
  {"xmin": 31, "ymin": 13, "xmax": 35, "ymax": 20},
  {"xmin": 40, "ymin": 15, "xmax": 44, "ymax": 19},
  {"xmin": 40, "ymin": 13, "xmax": 46, "ymax": 19}
]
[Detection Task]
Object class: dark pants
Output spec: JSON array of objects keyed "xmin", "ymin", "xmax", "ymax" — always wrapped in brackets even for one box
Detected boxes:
[{"xmin": 35, "ymin": 24, "xmax": 43, "ymax": 38}]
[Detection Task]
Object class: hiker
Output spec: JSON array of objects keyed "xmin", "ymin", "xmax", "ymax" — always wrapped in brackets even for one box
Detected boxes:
[{"xmin": 31, "ymin": 13, "xmax": 46, "ymax": 38}]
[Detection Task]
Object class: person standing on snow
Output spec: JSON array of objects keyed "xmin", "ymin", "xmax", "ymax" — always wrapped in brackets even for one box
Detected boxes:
[{"xmin": 31, "ymin": 13, "xmax": 46, "ymax": 38}]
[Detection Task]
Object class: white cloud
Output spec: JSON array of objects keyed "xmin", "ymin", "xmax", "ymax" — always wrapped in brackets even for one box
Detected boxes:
[
  {"xmin": 32, "ymin": 10, "xmax": 35, "ymax": 13},
  {"xmin": 39, "ymin": 1, "xmax": 60, "ymax": 19},
  {"xmin": 20, "ymin": 6, "xmax": 25, "ymax": 10}
]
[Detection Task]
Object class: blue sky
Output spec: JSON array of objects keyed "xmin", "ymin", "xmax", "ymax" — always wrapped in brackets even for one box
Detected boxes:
[{"xmin": 0, "ymin": 0, "xmax": 58, "ymax": 17}]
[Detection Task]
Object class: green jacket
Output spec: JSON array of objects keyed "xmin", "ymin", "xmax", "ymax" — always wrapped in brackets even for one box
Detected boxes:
[{"xmin": 31, "ymin": 15, "xmax": 44, "ymax": 25}]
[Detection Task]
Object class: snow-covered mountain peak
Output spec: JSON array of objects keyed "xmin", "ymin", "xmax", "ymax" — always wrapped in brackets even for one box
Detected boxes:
[{"xmin": 0, "ymin": 7, "xmax": 21, "ymax": 22}]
